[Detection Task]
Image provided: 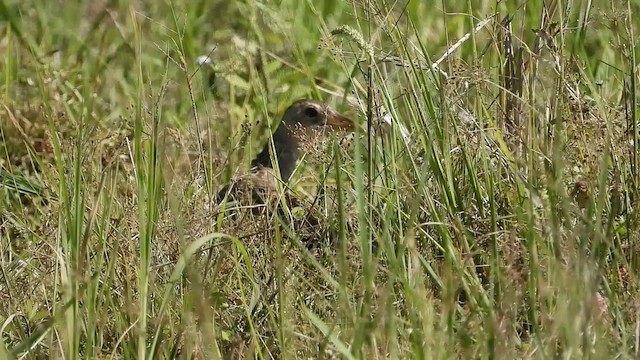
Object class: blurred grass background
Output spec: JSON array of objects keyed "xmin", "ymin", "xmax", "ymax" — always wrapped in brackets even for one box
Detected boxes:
[{"xmin": 1, "ymin": 0, "xmax": 640, "ymax": 358}]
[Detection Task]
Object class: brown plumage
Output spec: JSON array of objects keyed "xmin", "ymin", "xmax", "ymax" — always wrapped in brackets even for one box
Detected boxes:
[{"xmin": 217, "ymin": 99, "xmax": 353, "ymax": 206}]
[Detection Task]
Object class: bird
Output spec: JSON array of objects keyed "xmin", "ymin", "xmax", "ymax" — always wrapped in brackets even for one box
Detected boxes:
[{"xmin": 216, "ymin": 99, "xmax": 354, "ymax": 207}]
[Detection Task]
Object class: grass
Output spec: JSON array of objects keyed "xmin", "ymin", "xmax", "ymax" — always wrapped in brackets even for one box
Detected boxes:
[{"xmin": 1, "ymin": 0, "xmax": 639, "ymax": 358}]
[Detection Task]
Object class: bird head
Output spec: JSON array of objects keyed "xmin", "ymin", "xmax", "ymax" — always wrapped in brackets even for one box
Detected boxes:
[
  {"xmin": 250, "ymin": 98, "xmax": 354, "ymax": 182},
  {"xmin": 280, "ymin": 99, "xmax": 354, "ymax": 139}
]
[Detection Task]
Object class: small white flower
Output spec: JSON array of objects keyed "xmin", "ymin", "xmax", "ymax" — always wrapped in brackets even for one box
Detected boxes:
[{"xmin": 196, "ymin": 55, "xmax": 212, "ymax": 65}]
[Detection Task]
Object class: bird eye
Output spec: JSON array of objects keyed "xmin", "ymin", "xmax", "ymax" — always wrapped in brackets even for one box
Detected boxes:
[{"xmin": 304, "ymin": 107, "xmax": 319, "ymax": 118}]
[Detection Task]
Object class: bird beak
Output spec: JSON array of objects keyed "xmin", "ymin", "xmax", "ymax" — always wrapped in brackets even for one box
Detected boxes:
[{"xmin": 325, "ymin": 108, "xmax": 354, "ymax": 130}]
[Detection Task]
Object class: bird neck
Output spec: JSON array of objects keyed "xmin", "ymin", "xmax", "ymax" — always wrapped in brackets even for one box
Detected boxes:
[{"xmin": 250, "ymin": 126, "xmax": 300, "ymax": 181}]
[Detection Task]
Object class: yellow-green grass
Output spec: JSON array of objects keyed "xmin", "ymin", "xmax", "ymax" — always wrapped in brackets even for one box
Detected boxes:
[{"xmin": 1, "ymin": 0, "xmax": 638, "ymax": 358}]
